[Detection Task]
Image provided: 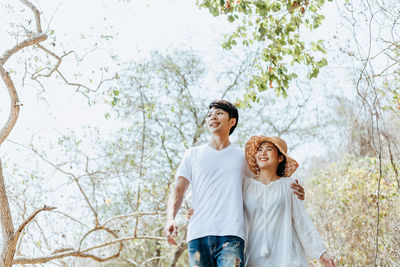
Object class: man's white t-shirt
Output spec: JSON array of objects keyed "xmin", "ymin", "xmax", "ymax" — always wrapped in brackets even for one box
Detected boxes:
[{"xmin": 176, "ymin": 143, "xmax": 253, "ymax": 242}]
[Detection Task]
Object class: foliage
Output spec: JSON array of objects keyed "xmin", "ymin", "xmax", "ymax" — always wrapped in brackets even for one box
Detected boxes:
[
  {"xmin": 197, "ymin": 0, "xmax": 329, "ymax": 105},
  {"xmin": 307, "ymin": 156, "xmax": 400, "ymax": 266}
]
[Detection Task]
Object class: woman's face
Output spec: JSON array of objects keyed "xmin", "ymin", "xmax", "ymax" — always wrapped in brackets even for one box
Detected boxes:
[{"xmin": 255, "ymin": 141, "xmax": 283, "ymax": 171}]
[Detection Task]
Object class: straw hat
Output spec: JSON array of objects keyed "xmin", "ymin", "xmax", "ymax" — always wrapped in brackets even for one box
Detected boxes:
[{"xmin": 245, "ymin": 135, "xmax": 299, "ymax": 177}]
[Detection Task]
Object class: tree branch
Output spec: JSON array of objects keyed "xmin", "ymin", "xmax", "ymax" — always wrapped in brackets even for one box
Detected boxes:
[
  {"xmin": 32, "ymin": 44, "xmax": 73, "ymax": 79},
  {"xmin": 0, "ymin": 65, "xmax": 21, "ymax": 146},
  {"xmin": 14, "ymin": 205, "xmax": 56, "ymax": 243},
  {"xmin": 168, "ymin": 241, "xmax": 187, "ymax": 267},
  {"xmin": 134, "ymin": 87, "xmax": 147, "ymax": 238},
  {"xmin": 0, "ymin": 34, "xmax": 47, "ymax": 66},
  {"xmin": 13, "ymin": 235, "xmax": 164, "ymax": 265},
  {"xmin": 20, "ymin": 0, "xmax": 43, "ymax": 33},
  {"xmin": 102, "ymin": 212, "xmax": 166, "ymax": 226}
]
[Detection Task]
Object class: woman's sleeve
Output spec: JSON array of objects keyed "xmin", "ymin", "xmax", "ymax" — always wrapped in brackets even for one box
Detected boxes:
[{"xmin": 290, "ymin": 179, "xmax": 326, "ymax": 260}]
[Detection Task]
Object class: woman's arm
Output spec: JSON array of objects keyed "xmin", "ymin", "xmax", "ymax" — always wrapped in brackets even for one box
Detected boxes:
[{"xmin": 290, "ymin": 179, "xmax": 335, "ymax": 266}]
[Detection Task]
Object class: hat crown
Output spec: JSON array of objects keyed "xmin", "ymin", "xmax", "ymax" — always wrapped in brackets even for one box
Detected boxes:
[
  {"xmin": 245, "ymin": 135, "xmax": 298, "ymax": 177},
  {"xmin": 271, "ymin": 136, "xmax": 287, "ymax": 153}
]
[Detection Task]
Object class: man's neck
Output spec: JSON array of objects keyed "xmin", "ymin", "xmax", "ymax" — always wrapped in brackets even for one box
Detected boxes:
[{"xmin": 208, "ymin": 134, "xmax": 231, "ymax": 151}]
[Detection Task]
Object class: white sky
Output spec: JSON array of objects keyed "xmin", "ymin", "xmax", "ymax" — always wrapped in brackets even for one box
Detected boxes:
[
  {"xmin": 0, "ymin": 0, "xmax": 356, "ymax": 174},
  {"xmin": 0, "ymin": 0, "xmax": 233, "ymax": 139}
]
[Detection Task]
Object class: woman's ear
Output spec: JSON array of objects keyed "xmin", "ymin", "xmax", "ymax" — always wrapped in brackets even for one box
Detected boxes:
[{"xmin": 278, "ymin": 154, "xmax": 284, "ymax": 163}]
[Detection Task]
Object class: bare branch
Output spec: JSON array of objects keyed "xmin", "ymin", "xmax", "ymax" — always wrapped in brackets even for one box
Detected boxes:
[
  {"xmin": 51, "ymin": 210, "xmax": 88, "ymax": 228},
  {"xmin": 0, "ymin": 0, "xmax": 47, "ymax": 147},
  {"xmin": 0, "ymin": 34, "xmax": 47, "ymax": 66},
  {"xmin": 0, "ymin": 65, "xmax": 21, "ymax": 146},
  {"xmin": 33, "ymin": 44, "xmax": 73, "ymax": 79},
  {"xmin": 14, "ymin": 205, "xmax": 56, "ymax": 242},
  {"xmin": 80, "ymin": 235, "xmax": 165, "ymax": 253},
  {"xmin": 20, "ymin": 0, "xmax": 43, "ymax": 33},
  {"xmin": 134, "ymin": 87, "xmax": 147, "ymax": 237},
  {"xmin": 13, "ymin": 235, "xmax": 164, "ymax": 265},
  {"xmin": 102, "ymin": 212, "xmax": 166, "ymax": 226},
  {"xmin": 13, "ymin": 142, "xmax": 101, "ymax": 225},
  {"xmin": 140, "ymin": 256, "xmax": 168, "ymax": 267}
]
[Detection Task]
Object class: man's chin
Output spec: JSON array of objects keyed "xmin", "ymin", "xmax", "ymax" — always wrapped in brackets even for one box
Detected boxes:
[
  {"xmin": 207, "ymin": 128, "xmax": 220, "ymax": 134},
  {"xmin": 208, "ymin": 127, "xmax": 220, "ymax": 132}
]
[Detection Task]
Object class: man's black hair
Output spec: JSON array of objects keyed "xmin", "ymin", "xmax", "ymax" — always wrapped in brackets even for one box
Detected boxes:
[{"xmin": 208, "ymin": 100, "xmax": 239, "ymax": 135}]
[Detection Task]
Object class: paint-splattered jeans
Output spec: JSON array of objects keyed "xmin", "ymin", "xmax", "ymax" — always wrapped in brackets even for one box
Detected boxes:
[{"xmin": 188, "ymin": 235, "xmax": 244, "ymax": 267}]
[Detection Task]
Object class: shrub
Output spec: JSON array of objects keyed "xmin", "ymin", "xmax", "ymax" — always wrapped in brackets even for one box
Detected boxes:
[{"xmin": 306, "ymin": 156, "xmax": 400, "ymax": 266}]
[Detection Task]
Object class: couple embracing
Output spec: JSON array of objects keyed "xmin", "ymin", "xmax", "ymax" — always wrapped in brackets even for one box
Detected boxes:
[{"xmin": 165, "ymin": 100, "xmax": 335, "ymax": 267}]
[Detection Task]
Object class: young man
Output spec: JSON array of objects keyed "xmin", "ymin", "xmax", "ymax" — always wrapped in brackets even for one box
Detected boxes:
[{"xmin": 165, "ymin": 100, "xmax": 304, "ymax": 267}]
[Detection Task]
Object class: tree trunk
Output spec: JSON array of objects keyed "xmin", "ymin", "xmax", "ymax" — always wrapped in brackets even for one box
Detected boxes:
[
  {"xmin": 168, "ymin": 241, "xmax": 187, "ymax": 267},
  {"xmin": 0, "ymin": 159, "xmax": 16, "ymax": 267}
]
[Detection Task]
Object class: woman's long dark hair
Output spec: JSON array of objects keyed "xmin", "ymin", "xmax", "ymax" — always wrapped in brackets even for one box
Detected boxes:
[{"xmin": 277, "ymin": 150, "xmax": 287, "ymax": 177}]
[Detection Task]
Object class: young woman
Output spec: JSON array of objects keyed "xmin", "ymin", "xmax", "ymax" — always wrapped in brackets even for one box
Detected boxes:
[{"xmin": 243, "ymin": 135, "xmax": 335, "ymax": 267}]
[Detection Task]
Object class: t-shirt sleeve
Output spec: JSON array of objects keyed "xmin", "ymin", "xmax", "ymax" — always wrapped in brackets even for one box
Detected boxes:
[
  {"xmin": 175, "ymin": 149, "xmax": 192, "ymax": 183},
  {"xmin": 290, "ymin": 178, "xmax": 326, "ymax": 259}
]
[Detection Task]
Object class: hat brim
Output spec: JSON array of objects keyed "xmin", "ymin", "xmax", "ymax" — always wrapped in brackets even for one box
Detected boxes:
[{"xmin": 245, "ymin": 136, "xmax": 299, "ymax": 177}]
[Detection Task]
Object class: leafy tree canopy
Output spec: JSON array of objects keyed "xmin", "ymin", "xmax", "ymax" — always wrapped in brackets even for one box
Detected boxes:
[{"xmin": 197, "ymin": 0, "xmax": 329, "ymax": 106}]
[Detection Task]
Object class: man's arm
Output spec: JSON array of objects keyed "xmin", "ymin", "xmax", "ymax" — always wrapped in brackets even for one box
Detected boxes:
[
  {"xmin": 290, "ymin": 179, "xmax": 305, "ymax": 200},
  {"xmin": 165, "ymin": 176, "xmax": 190, "ymax": 245}
]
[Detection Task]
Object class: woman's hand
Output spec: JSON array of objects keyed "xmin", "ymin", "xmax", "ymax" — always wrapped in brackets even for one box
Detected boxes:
[{"xmin": 320, "ymin": 252, "xmax": 335, "ymax": 267}]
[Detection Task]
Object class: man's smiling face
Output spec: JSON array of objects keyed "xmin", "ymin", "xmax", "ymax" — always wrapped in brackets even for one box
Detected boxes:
[{"xmin": 206, "ymin": 107, "xmax": 235, "ymax": 135}]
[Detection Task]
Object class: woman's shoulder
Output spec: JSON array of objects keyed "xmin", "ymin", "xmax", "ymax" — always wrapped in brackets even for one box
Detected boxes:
[
  {"xmin": 243, "ymin": 176, "xmax": 262, "ymax": 192},
  {"xmin": 243, "ymin": 176, "xmax": 255, "ymax": 187},
  {"xmin": 279, "ymin": 176, "xmax": 297, "ymax": 186}
]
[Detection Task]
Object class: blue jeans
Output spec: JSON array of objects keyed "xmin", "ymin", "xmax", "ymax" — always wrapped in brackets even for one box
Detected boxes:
[{"xmin": 188, "ymin": 235, "xmax": 244, "ymax": 267}]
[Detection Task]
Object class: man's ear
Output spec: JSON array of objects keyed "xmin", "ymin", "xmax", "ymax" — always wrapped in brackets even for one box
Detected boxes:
[{"xmin": 229, "ymin": 118, "xmax": 237, "ymax": 128}]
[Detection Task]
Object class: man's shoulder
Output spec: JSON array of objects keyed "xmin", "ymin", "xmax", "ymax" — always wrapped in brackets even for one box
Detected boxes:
[
  {"xmin": 230, "ymin": 144, "xmax": 244, "ymax": 152},
  {"xmin": 229, "ymin": 144, "xmax": 245, "ymax": 157},
  {"xmin": 182, "ymin": 143, "xmax": 208, "ymax": 156},
  {"xmin": 189, "ymin": 143, "xmax": 208, "ymax": 152},
  {"xmin": 186, "ymin": 143, "xmax": 244, "ymax": 156}
]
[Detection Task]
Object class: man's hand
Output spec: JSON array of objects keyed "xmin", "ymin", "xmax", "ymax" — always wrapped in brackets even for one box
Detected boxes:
[
  {"xmin": 165, "ymin": 219, "xmax": 178, "ymax": 245},
  {"xmin": 187, "ymin": 208, "xmax": 194, "ymax": 220},
  {"xmin": 320, "ymin": 252, "xmax": 335, "ymax": 267},
  {"xmin": 290, "ymin": 179, "xmax": 305, "ymax": 200},
  {"xmin": 165, "ymin": 177, "xmax": 189, "ymax": 246}
]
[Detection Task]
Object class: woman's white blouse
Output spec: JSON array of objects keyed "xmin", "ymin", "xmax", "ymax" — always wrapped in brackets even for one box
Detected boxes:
[{"xmin": 243, "ymin": 177, "xmax": 326, "ymax": 267}]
